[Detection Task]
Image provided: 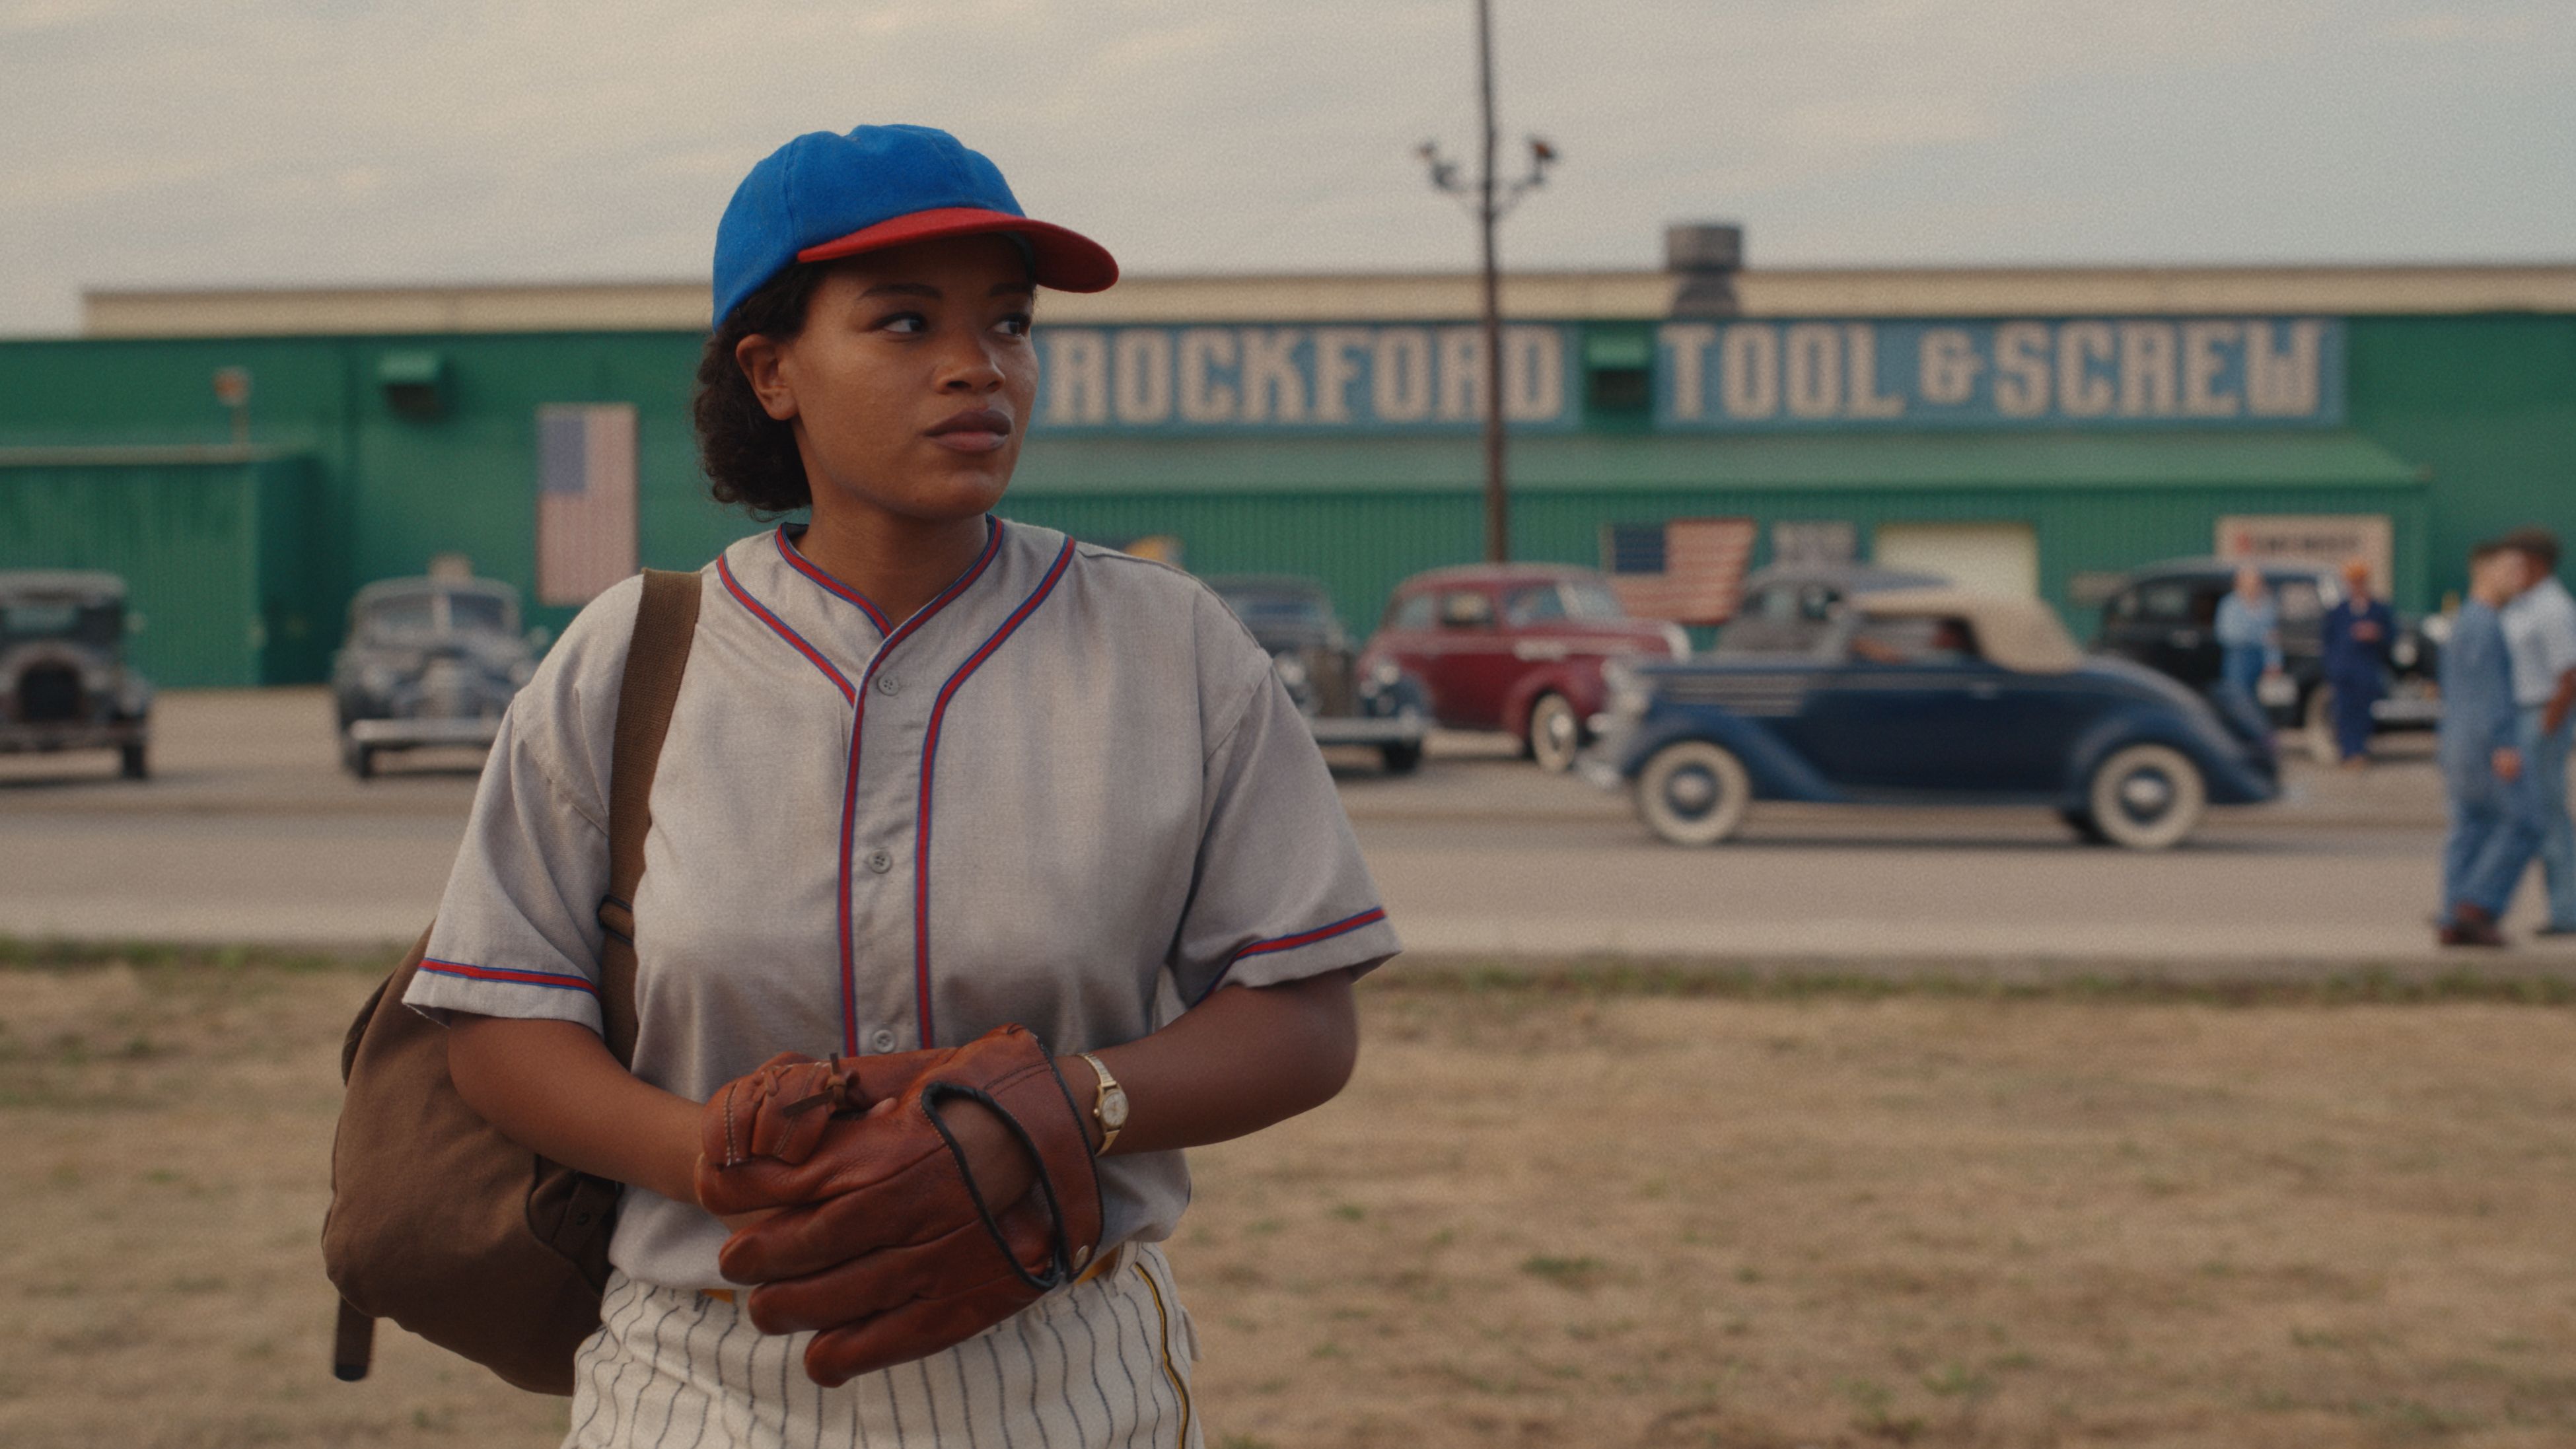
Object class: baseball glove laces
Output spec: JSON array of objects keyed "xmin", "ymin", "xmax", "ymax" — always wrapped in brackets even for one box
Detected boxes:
[{"xmin": 695, "ymin": 1026, "xmax": 1105, "ymax": 1386}]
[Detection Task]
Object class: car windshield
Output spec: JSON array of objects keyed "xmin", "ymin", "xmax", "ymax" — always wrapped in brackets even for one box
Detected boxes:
[
  {"xmin": 1562, "ymin": 580, "xmax": 1628, "ymax": 621},
  {"xmin": 447, "ymin": 591, "xmax": 511, "ymax": 635},
  {"xmin": 363, "ymin": 592, "xmax": 439, "ymax": 639},
  {"xmin": 1218, "ymin": 588, "xmax": 1332, "ymax": 631},
  {"xmin": 1, "ymin": 598, "xmax": 120, "ymax": 647},
  {"xmin": 1503, "ymin": 586, "xmax": 1565, "ymax": 625}
]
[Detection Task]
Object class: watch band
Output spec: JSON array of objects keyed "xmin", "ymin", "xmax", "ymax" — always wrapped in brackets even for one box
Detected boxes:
[{"xmin": 1077, "ymin": 1051, "xmax": 1125, "ymax": 1155}]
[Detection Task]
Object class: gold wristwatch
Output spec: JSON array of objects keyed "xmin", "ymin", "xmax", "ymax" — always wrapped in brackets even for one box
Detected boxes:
[{"xmin": 1077, "ymin": 1051, "xmax": 1127, "ymax": 1155}]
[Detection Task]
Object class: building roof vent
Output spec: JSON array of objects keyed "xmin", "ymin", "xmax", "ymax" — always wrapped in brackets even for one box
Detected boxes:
[{"xmin": 1666, "ymin": 222, "xmax": 1744, "ymax": 318}]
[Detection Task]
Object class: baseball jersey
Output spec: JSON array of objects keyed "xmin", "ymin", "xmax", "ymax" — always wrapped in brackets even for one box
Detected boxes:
[{"xmin": 404, "ymin": 517, "xmax": 1400, "ymax": 1290}]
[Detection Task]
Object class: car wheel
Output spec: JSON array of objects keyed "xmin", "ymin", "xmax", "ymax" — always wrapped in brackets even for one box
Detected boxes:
[
  {"xmin": 1636, "ymin": 740, "xmax": 1752, "ymax": 847},
  {"xmin": 2301, "ymin": 685, "xmax": 2337, "ymax": 765},
  {"xmin": 345, "ymin": 740, "xmax": 376, "ymax": 781},
  {"xmin": 1380, "ymin": 741, "xmax": 1424, "ymax": 775},
  {"xmin": 1528, "ymin": 692, "xmax": 1583, "ymax": 773},
  {"xmin": 2056, "ymin": 807, "xmax": 2110, "ymax": 845},
  {"xmin": 2085, "ymin": 744, "xmax": 2205, "ymax": 850},
  {"xmin": 118, "ymin": 742, "xmax": 148, "ymax": 781}
]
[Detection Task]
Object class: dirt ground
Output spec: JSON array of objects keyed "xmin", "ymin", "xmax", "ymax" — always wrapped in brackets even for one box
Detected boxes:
[{"xmin": 5, "ymin": 956, "xmax": 2575, "ymax": 1449}]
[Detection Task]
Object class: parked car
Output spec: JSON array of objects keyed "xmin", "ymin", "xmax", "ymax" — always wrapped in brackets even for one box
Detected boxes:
[
  {"xmin": 1360, "ymin": 563, "xmax": 1688, "ymax": 772},
  {"xmin": 333, "ymin": 575, "xmax": 542, "ymax": 779},
  {"xmin": 1207, "ymin": 575, "xmax": 1431, "ymax": 773},
  {"xmin": 0, "ymin": 570, "xmax": 151, "ymax": 779},
  {"xmin": 1715, "ymin": 561, "xmax": 1947, "ymax": 657},
  {"xmin": 2093, "ymin": 557, "xmax": 2439, "ymax": 760},
  {"xmin": 1584, "ymin": 588, "xmax": 2279, "ymax": 849}
]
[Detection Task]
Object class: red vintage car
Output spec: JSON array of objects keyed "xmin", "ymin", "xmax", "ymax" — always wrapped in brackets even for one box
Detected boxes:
[{"xmin": 1358, "ymin": 564, "xmax": 1689, "ymax": 771}]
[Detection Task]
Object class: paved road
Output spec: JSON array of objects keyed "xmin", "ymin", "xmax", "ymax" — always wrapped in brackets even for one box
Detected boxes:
[{"xmin": 5, "ymin": 689, "xmax": 2569, "ymax": 975}]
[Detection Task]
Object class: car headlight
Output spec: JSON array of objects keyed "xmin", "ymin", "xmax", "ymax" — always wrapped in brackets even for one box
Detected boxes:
[
  {"xmin": 1663, "ymin": 623, "xmax": 1691, "ymax": 659},
  {"xmin": 509, "ymin": 659, "xmax": 537, "ymax": 688},
  {"xmin": 1369, "ymin": 659, "xmax": 1402, "ymax": 690},
  {"xmin": 2391, "ymin": 639, "xmax": 2418, "ymax": 669},
  {"xmin": 1273, "ymin": 654, "xmax": 1308, "ymax": 690},
  {"xmin": 360, "ymin": 663, "xmax": 401, "ymax": 696}
]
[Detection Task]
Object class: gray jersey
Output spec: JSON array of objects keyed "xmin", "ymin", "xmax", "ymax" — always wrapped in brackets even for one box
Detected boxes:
[{"xmin": 406, "ymin": 518, "xmax": 1399, "ymax": 1290}]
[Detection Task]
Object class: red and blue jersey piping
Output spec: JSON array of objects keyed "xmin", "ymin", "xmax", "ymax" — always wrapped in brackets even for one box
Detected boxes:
[
  {"xmin": 421, "ymin": 957, "xmax": 601, "ymax": 998},
  {"xmin": 1193, "ymin": 906, "xmax": 1389, "ymax": 1004},
  {"xmin": 910, "ymin": 535, "xmax": 1078, "ymax": 1047}
]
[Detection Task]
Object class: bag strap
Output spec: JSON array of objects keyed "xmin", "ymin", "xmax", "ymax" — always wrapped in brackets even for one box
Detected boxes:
[{"xmin": 596, "ymin": 568, "xmax": 703, "ymax": 1067}]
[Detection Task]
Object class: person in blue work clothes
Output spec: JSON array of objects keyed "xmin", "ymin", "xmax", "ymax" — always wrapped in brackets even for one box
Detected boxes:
[
  {"xmin": 2319, "ymin": 557, "xmax": 2395, "ymax": 767},
  {"xmin": 2213, "ymin": 565, "xmax": 2282, "ymax": 709},
  {"xmin": 2437, "ymin": 542, "xmax": 2536, "ymax": 946},
  {"xmin": 2497, "ymin": 527, "xmax": 2576, "ymax": 937}
]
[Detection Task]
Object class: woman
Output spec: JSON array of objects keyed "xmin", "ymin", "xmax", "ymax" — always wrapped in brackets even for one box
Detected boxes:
[
  {"xmin": 405, "ymin": 124, "xmax": 1398, "ymax": 1446},
  {"xmin": 2320, "ymin": 557, "xmax": 2396, "ymax": 767}
]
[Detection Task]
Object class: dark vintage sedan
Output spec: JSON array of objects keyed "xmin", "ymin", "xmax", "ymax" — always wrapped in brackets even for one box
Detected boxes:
[
  {"xmin": 1208, "ymin": 575, "xmax": 1431, "ymax": 773},
  {"xmin": 1583, "ymin": 589, "xmax": 2279, "ymax": 849},
  {"xmin": 333, "ymin": 575, "xmax": 542, "ymax": 779},
  {"xmin": 0, "ymin": 570, "xmax": 151, "ymax": 779},
  {"xmin": 2094, "ymin": 557, "xmax": 2439, "ymax": 760}
]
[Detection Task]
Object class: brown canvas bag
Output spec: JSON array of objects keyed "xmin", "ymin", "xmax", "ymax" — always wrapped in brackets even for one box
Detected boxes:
[{"xmin": 321, "ymin": 567, "xmax": 701, "ymax": 1396}]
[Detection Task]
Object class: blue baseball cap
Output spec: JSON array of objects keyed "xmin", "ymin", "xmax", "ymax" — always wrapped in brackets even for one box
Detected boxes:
[{"xmin": 711, "ymin": 124, "xmax": 1118, "ymax": 328}]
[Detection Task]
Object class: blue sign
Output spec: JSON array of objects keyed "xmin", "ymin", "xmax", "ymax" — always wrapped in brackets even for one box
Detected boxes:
[
  {"xmin": 1034, "ymin": 324, "xmax": 1581, "ymax": 434},
  {"xmin": 1655, "ymin": 318, "xmax": 2344, "ymax": 430}
]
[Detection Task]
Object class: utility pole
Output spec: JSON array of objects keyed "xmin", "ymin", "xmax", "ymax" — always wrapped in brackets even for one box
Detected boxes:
[{"xmin": 1420, "ymin": 0, "xmax": 1554, "ymax": 564}]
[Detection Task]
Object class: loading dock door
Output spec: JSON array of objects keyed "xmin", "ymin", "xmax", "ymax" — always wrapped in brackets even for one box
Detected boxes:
[{"xmin": 1873, "ymin": 522, "xmax": 2039, "ymax": 598}]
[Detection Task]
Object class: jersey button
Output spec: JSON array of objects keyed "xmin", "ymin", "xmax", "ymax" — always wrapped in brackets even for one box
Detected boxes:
[
  {"xmin": 875, "ymin": 675, "xmax": 900, "ymax": 697},
  {"xmin": 865, "ymin": 849, "xmax": 892, "ymax": 874},
  {"xmin": 870, "ymin": 1028, "xmax": 898, "ymax": 1053}
]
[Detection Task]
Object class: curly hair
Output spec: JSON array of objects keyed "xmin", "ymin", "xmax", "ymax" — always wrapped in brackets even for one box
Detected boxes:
[{"xmin": 693, "ymin": 263, "xmax": 829, "ymax": 516}]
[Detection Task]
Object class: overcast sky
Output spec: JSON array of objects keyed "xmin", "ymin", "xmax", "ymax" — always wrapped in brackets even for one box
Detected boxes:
[{"xmin": 2, "ymin": 0, "xmax": 2570, "ymax": 335}]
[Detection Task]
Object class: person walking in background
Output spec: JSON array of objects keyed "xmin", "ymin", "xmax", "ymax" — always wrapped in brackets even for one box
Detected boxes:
[
  {"xmin": 2437, "ymin": 542, "xmax": 2534, "ymax": 946},
  {"xmin": 2214, "ymin": 565, "xmax": 2283, "ymax": 709},
  {"xmin": 2498, "ymin": 526, "xmax": 2576, "ymax": 936},
  {"xmin": 2319, "ymin": 557, "xmax": 2395, "ymax": 767}
]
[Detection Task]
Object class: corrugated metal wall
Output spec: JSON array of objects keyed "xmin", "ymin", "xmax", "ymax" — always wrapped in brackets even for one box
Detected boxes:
[
  {"xmin": 0, "ymin": 456, "xmax": 318, "ymax": 687},
  {"xmin": 0, "ymin": 314, "xmax": 2558, "ymax": 684}
]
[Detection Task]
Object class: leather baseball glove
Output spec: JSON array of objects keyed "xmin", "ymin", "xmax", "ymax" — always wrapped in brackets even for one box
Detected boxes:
[{"xmin": 694, "ymin": 1027, "xmax": 1104, "ymax": 1386}]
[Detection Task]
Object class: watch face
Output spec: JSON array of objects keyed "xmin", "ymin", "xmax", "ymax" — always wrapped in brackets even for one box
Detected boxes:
[{"xmin": 1100, "ymin": 1089, "xmax": 1130, "ymax": 1130}]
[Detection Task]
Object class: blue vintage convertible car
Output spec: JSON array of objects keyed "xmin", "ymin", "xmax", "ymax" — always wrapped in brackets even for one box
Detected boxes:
[{"xmin": 1582, "ymin": 589, "xmax": 2279, "ymax": 849}]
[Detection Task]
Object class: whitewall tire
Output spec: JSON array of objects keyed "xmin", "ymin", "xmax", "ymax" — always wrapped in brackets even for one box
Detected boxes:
[
  {"xmin": 1528, "ymin": 692, "xmax": 1583, "ymax": 773},
  {"xmin": 2085, "ymin": 743, "xmax": 2206, "ymax": 850},
  {"xmin": 1636, "ymin": 740, "xmax": 1753, "ymax": 847}
]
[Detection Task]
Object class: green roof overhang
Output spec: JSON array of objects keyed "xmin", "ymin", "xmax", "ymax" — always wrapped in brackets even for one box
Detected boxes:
[{"xmin": 1011, "ymin": 431, "xmax": 2425, "ymax": 496}]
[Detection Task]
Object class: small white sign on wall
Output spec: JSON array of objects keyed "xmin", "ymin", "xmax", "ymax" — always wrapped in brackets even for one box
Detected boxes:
[{"xmin": 2217, "ymin": 514, "xmax": 2392, "ymax": 596}]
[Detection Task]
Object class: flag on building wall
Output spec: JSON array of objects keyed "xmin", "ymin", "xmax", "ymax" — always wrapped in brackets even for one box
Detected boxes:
[
  {"xmin": 536, "ymin": 404, "xmax": 638, "ymax": 606},
  {"xmin": 1601, "ymin": 516, "xmax": 1757, "ymax": 625}
]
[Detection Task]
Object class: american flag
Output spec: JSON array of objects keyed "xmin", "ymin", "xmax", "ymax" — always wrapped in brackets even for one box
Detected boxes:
[
  {"xmin": 536, "ymin": 404, "xmax": 638, "ymax": 606},
  {"xmin": 1601, "ymin": 517, "xmax": 1757, "ymax": 625}
]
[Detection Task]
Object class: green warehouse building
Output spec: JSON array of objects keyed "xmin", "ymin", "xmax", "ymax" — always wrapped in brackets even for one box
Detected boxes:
[{"xmin": 3, "ymin": 230, "xmax": 2571, "ymax": 688}]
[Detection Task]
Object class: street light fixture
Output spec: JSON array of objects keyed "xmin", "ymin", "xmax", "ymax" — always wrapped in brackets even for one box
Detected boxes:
[{"xmin": 1418, "ymin": 0, "xmax": 1556, "ymax": 565}]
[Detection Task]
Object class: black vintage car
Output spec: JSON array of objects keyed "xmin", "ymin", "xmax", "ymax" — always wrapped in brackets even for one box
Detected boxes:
[
  {"xmin": 0, "ymin": 570, "xmax": 151, "ymax": 779},
  {"xmin": 1207, "ymin": 575, "xmax": 1431, "ymax": 773},
  {"xmin": 333, "ymin": 575, "xmax": 543, "ymax": 779},
  {"xmin": 2093, "ymin": 557, "xmax": 2438, "ymax": 759}
]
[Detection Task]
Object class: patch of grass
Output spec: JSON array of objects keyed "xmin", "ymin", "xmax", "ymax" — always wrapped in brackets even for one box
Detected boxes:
[
  {"xmin": 0, "ymin": 937, "xmax": 402, "ymax": 975},
  {"xmin": 1521, "ymin": 1254, "xmax": 1609, "ymax": 1289},
  {"xmin": 1328, "ymin": 1202, "xmax": 1366, "ymax": 1222}
]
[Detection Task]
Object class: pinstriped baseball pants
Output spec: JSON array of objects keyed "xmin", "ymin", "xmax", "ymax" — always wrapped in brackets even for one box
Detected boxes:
[{"xmin": 565, "ymin": 1244, "xmax": 1203, "ymax": 1448}]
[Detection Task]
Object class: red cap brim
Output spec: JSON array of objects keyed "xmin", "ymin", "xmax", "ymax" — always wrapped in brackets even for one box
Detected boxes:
[{"xmin": 795, "ymin": 207, "xmax": 1118, "ymax": 293}]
